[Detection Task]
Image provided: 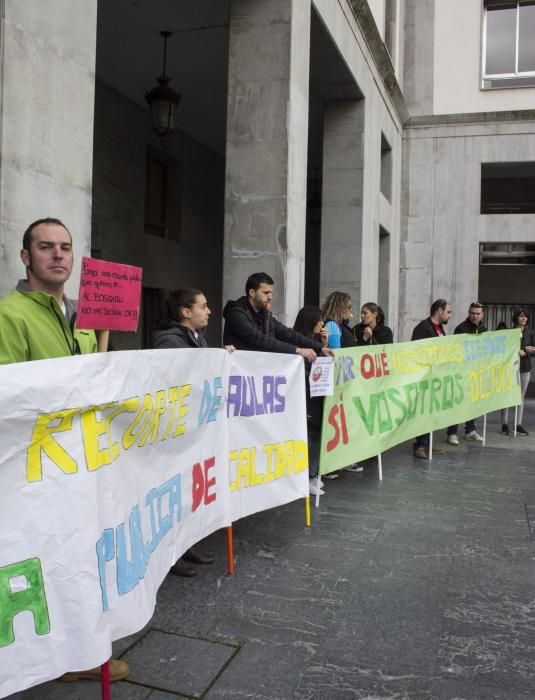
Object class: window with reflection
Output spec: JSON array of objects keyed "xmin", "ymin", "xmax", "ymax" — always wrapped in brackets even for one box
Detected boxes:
[{"xmin": 483, "ymin": 1, "xmax": 535, "ymax": 88}]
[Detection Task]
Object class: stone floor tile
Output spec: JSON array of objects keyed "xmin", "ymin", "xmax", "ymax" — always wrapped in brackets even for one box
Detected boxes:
[{"xmin": 121, "ymin": 630, "xmax": 237, "ymax": 696}]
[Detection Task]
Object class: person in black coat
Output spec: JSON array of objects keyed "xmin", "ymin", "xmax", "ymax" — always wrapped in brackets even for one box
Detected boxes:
[
  {"xmin": 293, "ymin": 306, "xmax": 328, "ymax": 496},
  {"xmin": 223, "ymin": 272, "xmax": 330, "ymax": 362},
  {"xmin": 153, "ymin": 288, "xmax": 224, "ymax": 576},
  {"xmin": 410, "ymin": 298, "xmax": 451, "ymax": 458},
  {"xmin": 447, "ymin": 302, "xmax": 487, "ymax": 444},
  {"xmin": 501, "ymin": 308, "xmax": 535, "ymax": 436},
  {"xmin": 353, "ymin": 302, "xmax": 394, "ymax": 345}
]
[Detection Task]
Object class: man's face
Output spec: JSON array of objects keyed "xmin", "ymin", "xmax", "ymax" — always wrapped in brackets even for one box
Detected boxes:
[
  {"xmin": 249, "ymin": 283, "xmax": 273, "ymax": 312},
  {"xmin": 439, "ymin": 304, "xmax": 452, "ymax": 324},
  {"xmin": 468, "ymin": 306, "xmax": 483, "ymax": 325},
  {"xmin": 21, "ymin": 223, "xmax": 73, "ymax": 290}
]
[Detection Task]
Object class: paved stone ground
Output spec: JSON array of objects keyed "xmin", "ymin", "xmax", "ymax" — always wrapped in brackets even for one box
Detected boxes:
[{"xmin": 22, "ymin": 402, "xmax": 535, "ymax": 699}]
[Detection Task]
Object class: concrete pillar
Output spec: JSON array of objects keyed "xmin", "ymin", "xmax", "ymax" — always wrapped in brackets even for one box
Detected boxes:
[
  {"xmin": 319, "ymin": 99, "xmax": 365, "ymax": 306},
  {"xmin": 223, "ymin": 0, "xmax": 311, "ymax": 325},
  {"xmin": 0, "ymin": 0, "xmax": 97, "ymax": 297},
  {"xmin": 402, "ymin": 0, "xmax": 434, "ymax": 116}
]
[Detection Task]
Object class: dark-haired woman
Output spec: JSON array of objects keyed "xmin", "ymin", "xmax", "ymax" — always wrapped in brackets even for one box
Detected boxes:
[
  {"xmin": 153, "ymin": 288, "xmax": 232, "ymax": 575},
  {"xmin": 353, "ymin": 302, "xmax": 394, "ymax": 345},
  {"xmin": 293, "ymin": 306, "xmax": 328, "ymax": 495},
  {"xmin": 153, "ymin": 288, "xmax": 211, "ymax": 350},
  {"xmin": 501, "ymin": 309, "xmax": 535, "ymax": 436}
]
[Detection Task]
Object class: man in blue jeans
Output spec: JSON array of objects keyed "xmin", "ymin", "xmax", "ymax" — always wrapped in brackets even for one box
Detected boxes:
[
  {"xmin": 411, "ymin": 299, "xmax": 451, "ymax": 459},
  {"xmin": 446, "ymin": 302, "xmax": 487, "ymax": 444}
]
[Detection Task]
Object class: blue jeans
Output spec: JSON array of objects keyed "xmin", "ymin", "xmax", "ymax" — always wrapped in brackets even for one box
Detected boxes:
[
  {"xmin": 447, "ymin": 420, "xmax": 476, "ymax": 436},
  {"xmin": 414, "ymin": 433, "xmax": 429, "ymax": 449}
]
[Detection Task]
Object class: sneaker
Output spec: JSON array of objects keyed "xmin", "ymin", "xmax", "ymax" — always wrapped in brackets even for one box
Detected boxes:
[
  {"xmin": 309, "ymin": 480, "xmax": 325, "ymax": 496},
  {"xmin": 501, "ymin": 424, "xmax": 510, "ymax": 435},
  {"xmin": 344, "ymin": 463, "xmax": 364, "ymax": 472},
  {"xmin": 465, "ymin": 430, "xmax": 483, "ymax": 442},
  {"xmin": 323, "ymin": 472, "xmax": 339, "ymax": 480},
  {"xmin": 447, "ymin": 434, "xmax": 460, "ymax": 445},
  {"xmin": 516, "ymin": 425, "xmax": 529, "ymax": 436}
]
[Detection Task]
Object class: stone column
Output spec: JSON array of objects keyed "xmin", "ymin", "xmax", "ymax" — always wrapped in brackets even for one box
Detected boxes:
[
  {"xmin": 319, "ymin": 99, "xmax": 365, "ymax": 306},
  {"xmin": 0, "ymin": 0, "xmax": 97, "ymax": 297},
  {"xmin": 223, "ymin": 0, "xmax": 311, "ymax": 324}
]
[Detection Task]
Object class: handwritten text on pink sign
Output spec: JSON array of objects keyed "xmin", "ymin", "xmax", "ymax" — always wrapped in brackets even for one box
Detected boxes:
[{"xmin": 76, "ymin": 257, "xmax": 142, "ymax": 332}]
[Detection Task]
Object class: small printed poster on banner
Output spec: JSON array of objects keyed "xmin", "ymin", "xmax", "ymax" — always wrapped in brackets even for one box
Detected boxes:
[
  {"xmin": 309, "ymin": 356, "xmax": 334, "ymax": 397},
  {"xmin": 76, "ymin": 257, "xmax": 142, "ymax": 331}
]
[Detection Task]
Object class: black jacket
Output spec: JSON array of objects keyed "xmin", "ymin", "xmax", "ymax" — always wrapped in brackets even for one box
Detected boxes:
[
  {"xmin": 152, "ymin": 322, "xmax": 208, "ymax": 350},
  {"xmin": 411, "ymin": 317, "xmax": 446, "ymax": 341},
  {"xmin": 454, "ymin": 318, "xmax": 487, "ymax": 335},
  {"xmin": 353, "ymin": 322, "xmax": 394, "ymax": 346},
  {"xmin": 222, "ymin": 296, "xmax": 323, "ymax": 354},
  {"xmin": 520, "ymin": 328, "xmax": 535, "ymax": 373}
]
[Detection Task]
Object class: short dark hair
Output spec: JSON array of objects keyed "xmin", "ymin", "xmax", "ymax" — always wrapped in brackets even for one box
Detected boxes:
[
  {"xmin": 512, "ymin": 308, "xmax": 530, "ymax": 325},
  {"xmin": 430, "ymin": 298, "xmax": 449, "ymax": 316},
  {"xmin": 469, "ymin": 302, "xmax": 484, "ymax": 311},
  {"xmin": 245, "ymin": 272, "xmax": 274, "ymax": 295},
  {"xmin": 22, "ymin": 218, "xmax": 71, "ymax": 251},
  {"xmin": 159, "ymin": 288, "xmax": 203, "ymax": 328}
]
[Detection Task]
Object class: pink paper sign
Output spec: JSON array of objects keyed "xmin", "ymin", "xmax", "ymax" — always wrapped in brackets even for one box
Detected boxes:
[{"xmin": 76, "ymin": 257, "xmax": 142, "ymax": 331}]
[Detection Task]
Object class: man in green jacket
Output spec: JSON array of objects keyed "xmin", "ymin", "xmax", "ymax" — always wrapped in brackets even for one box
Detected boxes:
[
  {"xmin": 0, "ymin": 217, "xmax": 97, "ymax": 362},
  {"xmin": 0, "ymin": 218, "xmax": 129, "ymax": 685}
]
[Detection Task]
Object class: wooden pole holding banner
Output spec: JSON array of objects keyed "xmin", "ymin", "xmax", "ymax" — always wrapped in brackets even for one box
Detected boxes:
[
  {"xmin": 226, "ymin": 526, "xmax": 234, "ymax": 575},
  {"xmin": 101, "ymin": 660, "xmax": 111, "ymax": 700},
  {"xmin": 377, "ymin": 453, "xmax": 383, "ymax": 481},
  {"xmin": 305, "ymin": 496, "xmax": 311, "ymax": 527},
  {"xmin": 482, "ymin": 414, "xmax": 487, "ymax": 446},
  {"xmin": 514, "ymin": 406, "xmax": 518, "ymax": 437},
  {"xmin": 98, "ymin": 331, "xmax": 111, "ymax": 699},
  {"xmin": 428, "ymin": 432, "xmax": 433, "ymax": 461},
  {"xmin": 98, "ymin": 330, "xmax": 110, "ymax": 353}
]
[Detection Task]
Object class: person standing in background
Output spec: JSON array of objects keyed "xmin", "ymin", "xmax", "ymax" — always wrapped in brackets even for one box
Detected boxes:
[
  {"xmin": 501, "ymin": 309, "xmax": 535, "ymax": 436},
  {"xmin": 293, "ymin": 305, "xmax": 329, "ymax": 496},
  {"xmin": 446, "ymin": 302, "xmax": 487, "ymax": 444},
  {"xmin": 353, "ymin": 302, "xmax": 393, "ymax": 345},
  {"xmin": 321, "ymin": 291, "xmax": 357, "ymax": 350},
  {"xmin": 410, "ymin": 299, "xmax": 451, "ymax": 459}
]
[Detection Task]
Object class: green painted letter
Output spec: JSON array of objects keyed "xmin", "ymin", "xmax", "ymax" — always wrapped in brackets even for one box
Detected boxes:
[{"xmin": 0, "ymin": 558, "xmax": 50, "ymax": 647}]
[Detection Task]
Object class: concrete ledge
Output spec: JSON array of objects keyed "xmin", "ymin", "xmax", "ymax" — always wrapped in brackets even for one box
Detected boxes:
[
  {"xmin": 347, "ymin": 0, "xmax": 409, "ymax": 124},
  {"xmin": 406, "ymin": 109, "xmax": 535, "ymax": 129}
]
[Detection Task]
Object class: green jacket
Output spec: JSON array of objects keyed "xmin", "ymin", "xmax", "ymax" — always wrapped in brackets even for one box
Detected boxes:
[{"xmin": 0, "ymin": 282, "xmax": 97, "ymax": 364}]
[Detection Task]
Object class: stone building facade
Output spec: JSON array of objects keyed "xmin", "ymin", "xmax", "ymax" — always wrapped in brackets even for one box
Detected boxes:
[{"xmin": 0, "ymin": 0, "xmax": 533, "ymax": 345}]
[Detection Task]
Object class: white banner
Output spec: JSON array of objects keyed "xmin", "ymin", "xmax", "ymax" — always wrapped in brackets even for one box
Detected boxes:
[{"xmin": 0, "ymin": 349, "xmax": 308, "ymax": 698}]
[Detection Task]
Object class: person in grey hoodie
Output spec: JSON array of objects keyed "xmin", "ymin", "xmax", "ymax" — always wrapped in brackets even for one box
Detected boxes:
[
  {"xmin": 153, "ymin": 288, "xmax": 211, "ymax": 351},
  {"xmin": 153, "ymin": 288, "xmax": 227, "ymax": 575}
]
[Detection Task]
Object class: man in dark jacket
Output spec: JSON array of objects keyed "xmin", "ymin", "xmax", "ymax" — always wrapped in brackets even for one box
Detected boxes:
[
  {"xmin": 223, "ymin": 272, "xmax": 332, "ymax": 361},
  {"xmin": 411, "ymin": 298, "xmax": 451, "ymax": 341},
  {"xmin": 446, "ymin": 302, "xmax": 487, "ymax": 445},
  {"xmin": 410, "ymin": 299, "xmax": 451, "ymax": 458}
]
